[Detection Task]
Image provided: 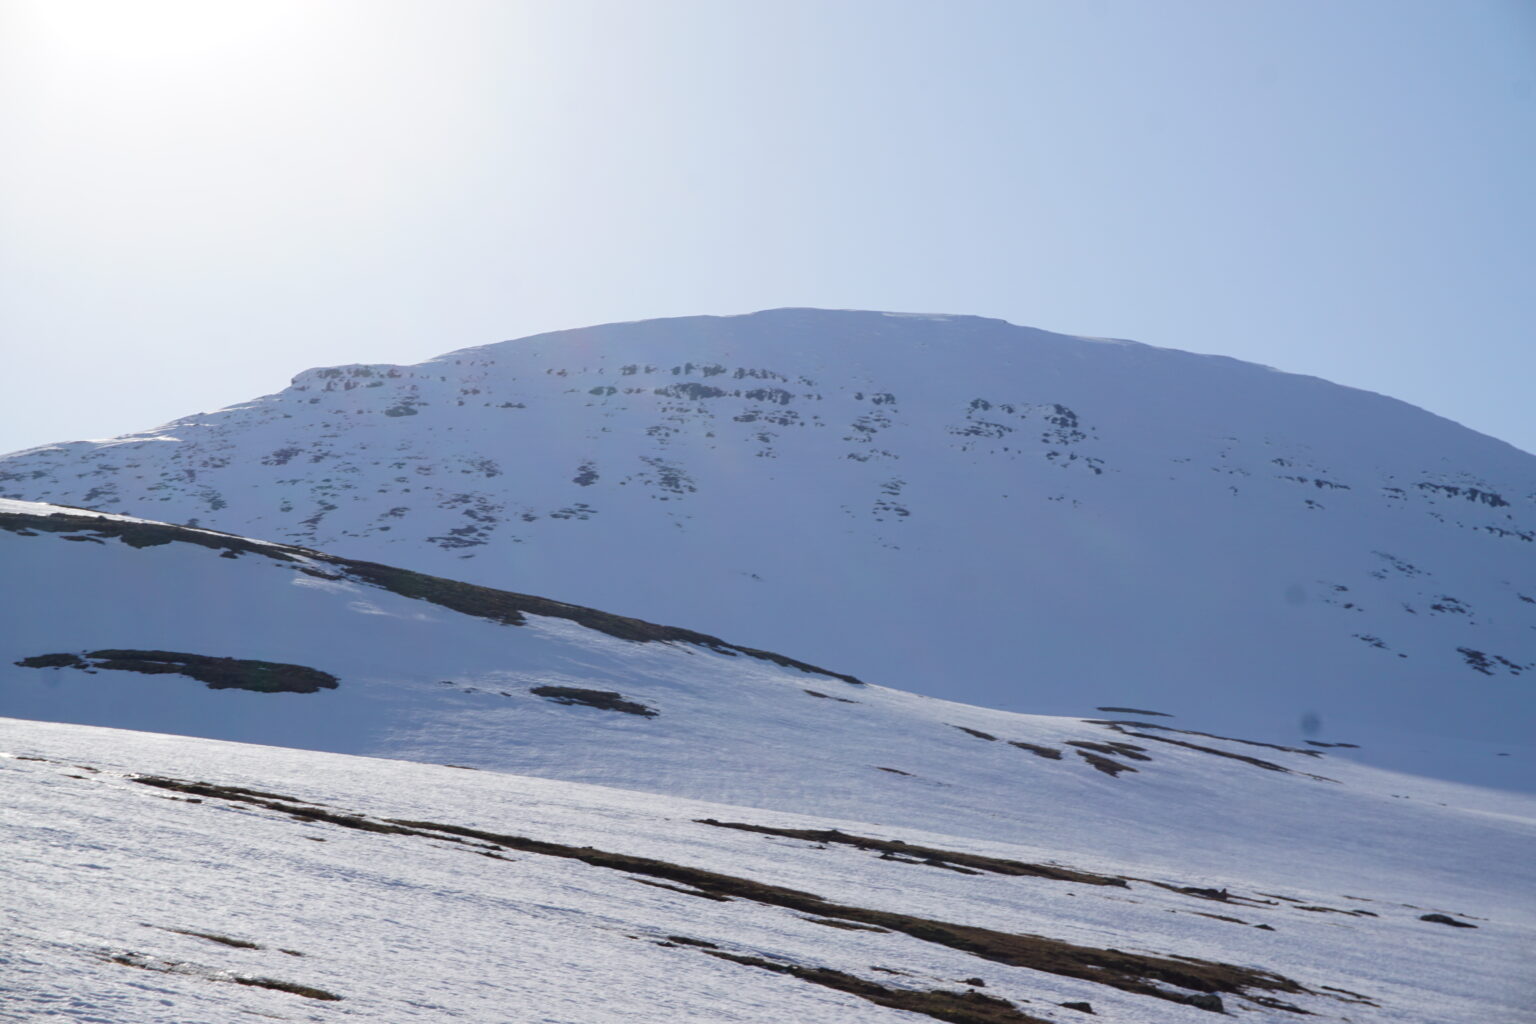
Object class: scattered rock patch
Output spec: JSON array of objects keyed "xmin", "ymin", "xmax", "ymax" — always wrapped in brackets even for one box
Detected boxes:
[
  {"xmin": 17, "ymin": 650, "xmax": 338, "ymax": 694},
  {"xmin": 530, "ymin": 686, "xmax": 657, "ymax": 717},
  {"xmin": 1074, "ymin": 750, "xmax": 1137, "ymax": 777},
  {"xmin": 695, "ymin": 819, "xmax": 1129, "ymax": 887},
  {"xmin": 1008, "ymin": 741, "xmax": 1063, "ymax": 760},
  {"xmin": 1419, "ymin": 913, "xmax": 1477, "ymax": 928}
]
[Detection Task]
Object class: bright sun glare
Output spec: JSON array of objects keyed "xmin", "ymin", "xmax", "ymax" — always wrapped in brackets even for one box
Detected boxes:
[{"xmin": 20, "ymin": 0, "xmax": 299, "ymax": 64}]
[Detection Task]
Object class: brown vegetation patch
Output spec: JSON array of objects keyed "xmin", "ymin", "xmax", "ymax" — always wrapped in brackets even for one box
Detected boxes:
[
  {"xmin": 694, "ymin": 819, "xmax": 1127, "ymax": 887},
  {"xmin": 804, "ymin": 917, "xmax": 889, "ymax": 932},
  {"xmin": 229, "ymin": 976, "xmax": 343, "ymax": 1001},
  {"xmin": 1319, "ymin": 985, "xmax": 1379, "ymax": 1006},
  {"xmin": 1295, "ymin": 905, "xmax": 1377, "ymax": 917},
  {"xmin": 164, "ymin": 928, "xmax": 262, "ymax": 949},
  {"xmin": 1128, "ymin": 879, "xmax": 1288, "ymax": 911},
  {"xmin": 1007, "ymin": 741, "xmax": 1062, "ymax": 760},
  {"xmin": 530, "ymin": 686, "xmax": 656, "ymax": 717},
  {"xmin": 133, "ymin": 777, "xmax": 419, "ymax": 835},
  {"xmin": 702, "ymin": 950, "xmax": 1051, "ymax": 1024},
  {"xmin": 631, "ymin": 878, "xmax": 733, "ymax": 902},
  {"xmin": 126, "ymin": 773, "xmax": 1319, "ymax": 1015},
  {"xmin": 953, "ymin": 726, "xmax": 998, "ymax": 741},
  {"xmin": 104, "ymin": 950, "xmax": 341, "ymax": 1001}
]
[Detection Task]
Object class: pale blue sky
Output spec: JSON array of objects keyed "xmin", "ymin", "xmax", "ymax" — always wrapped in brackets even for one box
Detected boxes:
[{"xmin": 1, "ymin": 0, "xmax": 1532, "ymax": 454}]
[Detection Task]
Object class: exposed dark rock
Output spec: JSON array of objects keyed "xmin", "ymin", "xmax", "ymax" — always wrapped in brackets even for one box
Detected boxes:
[
  {"xmin": 530, "ymin": 686, "xmax": 656, "ymax": 717},
  {"xmin": 15, "ymin": 653, "xmax": 86, "ymax": 669},
  {"xmin": 1067, "ymin": 740, "xmax": 1152, "ymax": 762},
  {"xmin": 1419, "ymin": 913, "xmax": 1477, "ymax": 928},
  {"xmin": 1075, "ymin": 750, "xmax": 1136, "ymax": 777},
  {"xmin": 1093, "ymin": 722, "xmax": 1339, "ymax": 780},
  {"xmin": 1008, "ymin": 741, "xmax": 1063, "ymax": 760},
  {"xmin": 804, "ymin": 689, "xmax": 858, "ymax": 703},
  {"xmin": 17, "ymin": 649, "xmax": 338, "ymax": 694},
  {"xmin": 1087, "ymin": 719, "xmax": 1318, "ymax": 756},
  {"xmin": 1179, "ymin": 993, "xmax": 1225, "ymax": 1012}
]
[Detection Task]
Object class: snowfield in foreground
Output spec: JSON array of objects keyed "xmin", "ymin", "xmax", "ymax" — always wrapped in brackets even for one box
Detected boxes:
[{"xmin": 4, "ymin": 718, "xmax": 1533, "ymax": 1024}]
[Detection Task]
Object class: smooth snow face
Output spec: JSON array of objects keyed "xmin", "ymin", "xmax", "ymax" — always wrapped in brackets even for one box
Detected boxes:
[
  {"xmin": 2, "ymin": 309, "xmax": 1534, "ymax": 788},
  {"xmin": 2, "ymin": 499, "xmax": 1532, "ymax": 895},
  {"xmin": 4, "ymin": 718, "xmax": 1534, "ymax": 1024}
]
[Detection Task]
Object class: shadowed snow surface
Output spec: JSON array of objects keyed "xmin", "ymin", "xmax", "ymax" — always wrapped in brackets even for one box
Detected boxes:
[
  {"xmin": 3, "ymin": 501, "xmax": 1534, "ymax": 1022},
  {"xmin": 3, "ymin": 309, "xmax": 1533, "ymax": 789}
]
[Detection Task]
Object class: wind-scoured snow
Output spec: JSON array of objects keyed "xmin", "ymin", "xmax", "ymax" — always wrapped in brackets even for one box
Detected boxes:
[
  {"xmin": 4, "ymin": 717, "xmax": 1533, "ymax": 1024},
  {"xmin": 2, "ymin": 309, "xmax": 1531, "ymax": 789}
]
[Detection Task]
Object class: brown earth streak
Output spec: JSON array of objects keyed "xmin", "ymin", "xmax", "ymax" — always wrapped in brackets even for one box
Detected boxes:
[
  {"xmin": 127, "ymin": 775, "xmax": 1315, "ymax": 1014},
  {"xmin": 694, "ymin": 819, "xmax": 1127, "ymax": 887},
  {"xmin": 701, "ymin": 950, "xmax": 1051, "ymax": 1024}
]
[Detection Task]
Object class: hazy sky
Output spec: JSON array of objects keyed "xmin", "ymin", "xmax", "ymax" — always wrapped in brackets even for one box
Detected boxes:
[{"xmin": 2, "ymin": 0, "xmax": 1532, "ymax": 456}]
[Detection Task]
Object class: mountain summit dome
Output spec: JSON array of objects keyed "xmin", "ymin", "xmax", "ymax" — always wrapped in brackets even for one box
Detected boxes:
[{"xmin": 4, "ymin": 309, "xmax": 1533, "ymax": 788}]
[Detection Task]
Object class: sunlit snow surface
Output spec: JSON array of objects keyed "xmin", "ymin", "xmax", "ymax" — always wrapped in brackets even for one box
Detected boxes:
[
  {"xmin": 3, "ymin": 718, "xmax": 1533, "ymax": 1024},
  {"xmin": 3, "ymin": 500, "xmax": 1535, "ymax": 1021},
  {"xmin": 3, "ymin": 309, "xmax": 1534, "ymax": 789}
]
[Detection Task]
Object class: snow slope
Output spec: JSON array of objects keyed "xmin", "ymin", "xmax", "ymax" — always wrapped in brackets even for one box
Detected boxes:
[
  {"xmin": 3, "ymin": 496, "xmax": 1531, "ymax": 850},
  {"xmin": 3, "ymin": 310, "xmax": 1534, "ymax": 788},
  {"xmin": 4, "ymin": 718, "xmax": 1533, "ymax": 1024},
  {"xmin": 0, "ymin": 494, "xmax": 1531, "ymax": 911}
]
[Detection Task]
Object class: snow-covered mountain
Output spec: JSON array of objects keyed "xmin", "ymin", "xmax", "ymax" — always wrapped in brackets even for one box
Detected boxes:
[
  {"xmin": 0, "ymin": 497, "xmax": 1441, "ymax": 841},
  {"xmin": 3, "ymin": 309, "xmax": 1534, "ymax": 789},
  {"xmin": 4, "ymin": 504, "xmax": 1533, "ymax": 1023}
]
